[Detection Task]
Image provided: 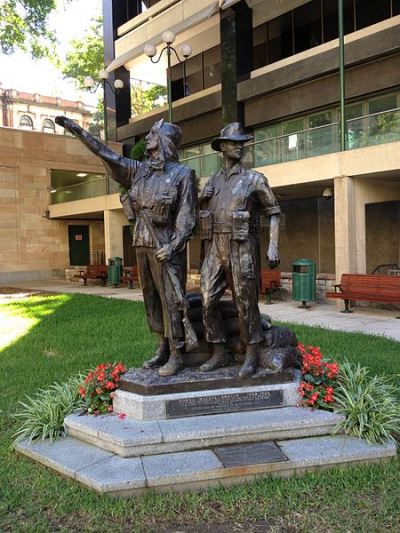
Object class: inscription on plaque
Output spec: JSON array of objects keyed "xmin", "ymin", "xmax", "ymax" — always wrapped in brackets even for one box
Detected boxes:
[
  {"xmin": 166, "ymin": 389, "xmax": 283, "ymax": 419},
  {"xmin": 215, "ymin": 441, "xmax": 288, "ymax": 468}
]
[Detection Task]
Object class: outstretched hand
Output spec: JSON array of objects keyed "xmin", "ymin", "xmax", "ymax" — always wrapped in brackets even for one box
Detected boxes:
[
  {"xmin": 55, "ymin": 116, "xmax": 80, "ymax": 135},
  {"xmin": 55, "ymin": 116, "xmax": 67, "ymax": 127}
]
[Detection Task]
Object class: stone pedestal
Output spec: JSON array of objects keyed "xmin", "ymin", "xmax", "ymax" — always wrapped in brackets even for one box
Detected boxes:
[{"xmin": 15, "ymin": 366, "xmax": 397, "ymax": 497}]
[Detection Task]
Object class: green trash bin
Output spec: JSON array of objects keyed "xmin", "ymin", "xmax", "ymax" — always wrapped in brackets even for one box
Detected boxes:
[
  {"xmin": 108, "ymin": 257, "xmax": 123, "ymax": 287},
  {"xmin": 292, "ymin": 259, "xmax": 316, "ymax": 308}
]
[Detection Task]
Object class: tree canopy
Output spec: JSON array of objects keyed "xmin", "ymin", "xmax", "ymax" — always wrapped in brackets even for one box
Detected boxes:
[
  {"xmin": 61, "ymin": 17, "xmax": 104, "ymax": 88},
  {"xmin": 0, "ymin": 0, "xmax": 65, "ymax": 58}
]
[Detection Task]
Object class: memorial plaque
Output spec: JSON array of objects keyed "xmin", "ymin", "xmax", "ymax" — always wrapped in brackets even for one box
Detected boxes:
[
  {"xmin": 214, "ymin": 441, "xmax": 288, "ymax": 468},
  {"xmin": 165, "ymin": 389, "xmax": 283, "ymax": 418}
]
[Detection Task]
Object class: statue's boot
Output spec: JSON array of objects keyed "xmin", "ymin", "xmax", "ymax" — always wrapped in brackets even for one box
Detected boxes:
[
  {"xmin": 143, "ymin": 337, "xmax": 170, "ymax": 369},
  {"xmin": 158, "ymin": 352, "xmax": 184, "ymax": 377},
  {"xmin": 238, "ymin": 343, "xmax": 259, "ymax": 378},
  {"xmin": 200, "ymin": 343, "xmax": 230, "ymax": 372}
]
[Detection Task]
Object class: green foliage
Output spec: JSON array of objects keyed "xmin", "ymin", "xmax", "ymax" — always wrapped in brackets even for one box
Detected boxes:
[
  {"xmin": 130, "ymin": 138, "xmax": 146, "ymax": 161},
  {"xmin": 12, "ymin": 373, "xmax": 85, "ymax": 445},
  {"xmin": 0, "ymin": 295, "xmax": 400, "ymax": 530},
  {"xmin": 334, "ymin": 362, "xmax": 400, "ymax": 444},
  {"xmin": 0, "ymin": 0, "xmax": 63, "ymax": 58},
  {"xmin": 87, "ymin": 97, "xmax": 104, "ymax": 138},
  {"xmin": 62, "ymin": 16, "xmax": 104, "ymax": 89},
  {"xmin": 131, "ymin": 82, "xmax": 167, "ymax": 117}
]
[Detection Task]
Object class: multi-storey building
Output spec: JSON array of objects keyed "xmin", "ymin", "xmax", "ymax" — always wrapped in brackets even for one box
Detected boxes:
[
  {"xmin": 2, "ymin": 0, "xmax": 400, "ymax": 293},
  {"xmin": 0, "ymin": 87, "xmax": 93, "ymax": 133}
]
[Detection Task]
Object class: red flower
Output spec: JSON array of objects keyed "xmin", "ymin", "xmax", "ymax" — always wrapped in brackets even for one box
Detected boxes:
[{"xmin": 118, "ymin": 413, "xmax": 126, "ymax": 420}]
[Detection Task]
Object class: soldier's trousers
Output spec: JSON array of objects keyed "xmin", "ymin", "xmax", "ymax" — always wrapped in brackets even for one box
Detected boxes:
[
  {"xmin": 136, "ymin": 246, "xmax": 186, "ymax": 350},
  {"xmin": 200, "ymin": 234, "xmax": 264, "ymax": 346}
]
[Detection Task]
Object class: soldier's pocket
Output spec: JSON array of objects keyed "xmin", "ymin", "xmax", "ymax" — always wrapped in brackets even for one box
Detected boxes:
[
  {"xmin": 152, "ymin": 195, "xmax": 173, "ymax": 225},
  {"xmin": 199, "ymin": 210, "xmax": 213, "ymax": 240},
  {"xmin": 239, "ymin": 252, "xmax": 256, "ymax": 279},
  {"xmin": 232, "ymin": 210, "xmax": 250, "ymax": 241}
]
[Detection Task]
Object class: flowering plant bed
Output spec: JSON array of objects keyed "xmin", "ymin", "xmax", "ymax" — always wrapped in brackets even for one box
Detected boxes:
[
  {"xmin": 298, "ymin": 344, "xmax": 339, "ymax": 409},
  {"xmin": 79, "ymin": 362, "xmax": 126, "ymax": 415}
]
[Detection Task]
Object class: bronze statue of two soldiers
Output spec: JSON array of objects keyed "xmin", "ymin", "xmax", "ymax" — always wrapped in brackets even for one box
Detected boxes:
[{"xmin": 56, "ymin": 117, "xmax": 280, "ymax": 378}]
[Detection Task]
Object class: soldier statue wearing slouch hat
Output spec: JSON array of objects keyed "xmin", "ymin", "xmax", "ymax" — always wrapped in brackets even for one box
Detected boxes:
[{"xmin": 199, "ymin": 122, "xmax": 281, "ymax": 377}]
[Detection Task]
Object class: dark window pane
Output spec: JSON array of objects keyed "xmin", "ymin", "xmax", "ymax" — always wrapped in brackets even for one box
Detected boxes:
[
  {"xmin": 294, "ymin": 0, "xmax": 322, "ymax": 54},
  {"xmin": 268, "ymin": 12, "xmax": 293, "ymax": 63},
  {"xmin": 393, "ymin": 0, "xmax": 400, "ymax": 16},
  {"xmin": 356, "ymin": 0, "xmax": 391, "ymax": 30},
  {"xmin": 323, "ymin": 0, "xmax": 354, "ymax": 42},
  {"xmin": 203, "ymin": 46, "xmax": 221, "ymax": 88},
  {"xmin": 253, "ymin": 22, "xmax": 268, "ymax": 69},
  {"xmin": 171, "ymin": 63, "xmax": 184, "ymax": 101}
]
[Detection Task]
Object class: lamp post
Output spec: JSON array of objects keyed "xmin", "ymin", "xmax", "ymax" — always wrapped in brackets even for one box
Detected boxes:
[
  {"xmin": 144, "ymin": 31, "xmax": 192, "ymax": 123},
  {"xmin": 83, "ymin": 71, "xmax": 124, "ymax": 145}
]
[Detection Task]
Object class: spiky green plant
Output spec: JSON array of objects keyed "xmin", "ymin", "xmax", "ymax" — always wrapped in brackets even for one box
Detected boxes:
[
  {"xmin": 334, "ymin": 362, "xmax": 400, "ymax": 444},
  {"xmin": 12, "ymin": 373, "xmax": 85, "ymax": 445}
]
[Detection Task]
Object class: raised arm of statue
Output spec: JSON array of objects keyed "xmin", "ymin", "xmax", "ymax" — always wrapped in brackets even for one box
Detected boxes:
[{"xmin": 55, "ymin": 116, "xmax": 138, "ymax": 189}]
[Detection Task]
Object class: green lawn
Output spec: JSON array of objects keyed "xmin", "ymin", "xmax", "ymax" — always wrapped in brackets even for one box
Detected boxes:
[{"xmin": 1, "ymin": 293, "xmax": 399, "ymax": 532}]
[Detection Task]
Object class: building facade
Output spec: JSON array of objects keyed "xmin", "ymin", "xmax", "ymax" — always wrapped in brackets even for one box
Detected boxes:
[
  {"xmin": 0, "ymin": 87, "xmax": 93, "ymax": 133},
  {"xmin": 1, "ymin": 0, "xmax": 400, "ymax": 294}
]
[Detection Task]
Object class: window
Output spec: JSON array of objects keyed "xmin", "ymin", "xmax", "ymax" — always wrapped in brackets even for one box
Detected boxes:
[
  {"xmin": 170, "ymin": 46, "xmax": 221, "ymax": 101},
  {"xmin": 356, "ymin": 0, "xmax": 391, "ymax": 30},
  {"xmin": 42, "ymin": 118, "xmax": 55, "ymax": 133},
  {"xmin": 19, "ymin": 115, "xmax": 34, "ymax": 130},
  {"xmin": 294, "ymin": 0, "xmax": 322, "ymax": 54}
]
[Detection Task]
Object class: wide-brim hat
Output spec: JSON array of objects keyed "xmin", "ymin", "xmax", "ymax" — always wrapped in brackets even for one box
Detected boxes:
[{"xmin": 211, "ymin": 122, "xmax": 253, "ymax": 151}]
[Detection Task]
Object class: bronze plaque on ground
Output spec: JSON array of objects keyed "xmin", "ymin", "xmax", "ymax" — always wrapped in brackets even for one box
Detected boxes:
[
  {"xmin": 120, "ymin": 367, "xmax": 293, "ymax": 395},
  {"xmin": 214, "ymin": 441, "xmax": 288, "ymax": 468},
  {"xmin": 165, "ymin": 389, "xmax": 283, "ymax": 418}
]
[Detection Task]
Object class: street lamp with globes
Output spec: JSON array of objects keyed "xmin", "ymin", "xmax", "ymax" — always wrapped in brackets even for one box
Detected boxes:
[
  {"xmin": 83, "ymin": 70, "xmax": 124, "ymax": 144},
  {"xmin": 144, "ymin": 31, "xmax": 192, "ymax": 122}
]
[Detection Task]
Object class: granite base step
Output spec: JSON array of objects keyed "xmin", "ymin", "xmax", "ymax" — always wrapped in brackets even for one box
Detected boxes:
[
  {"xmin": 16, "ymin": 434, "xmax": 397, "ymax": 498},
  {"xmin": 64, "ymin": 407, "xmax": 345, "ymax": 457}
]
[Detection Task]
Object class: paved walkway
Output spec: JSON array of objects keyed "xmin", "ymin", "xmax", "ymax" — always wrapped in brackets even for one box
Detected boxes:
[{"xmin": 1, "ymin": 279, "xmax": 399, "ymax": 342}]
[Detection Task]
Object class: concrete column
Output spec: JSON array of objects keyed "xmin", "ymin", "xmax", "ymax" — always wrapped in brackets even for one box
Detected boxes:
[
  {"xmin": 104, "ymin": 209, "xmax": 126, "ymax": 261},
  {"xmin": 334, "ymin": 176, "xmax": 359, "ymax": 279}
]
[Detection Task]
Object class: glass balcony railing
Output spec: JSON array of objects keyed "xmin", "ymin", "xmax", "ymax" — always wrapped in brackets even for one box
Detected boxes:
[
  {"xmin": 50, "ymin": 108, "xmax": 400, "ymax": 205},
  {"xmin": 181, "ymin": 107, "xmax": 400, "ymax": 177},
  {"xmin": 50, "ymin": 176, "xmax": 120, "ymax": 204}
]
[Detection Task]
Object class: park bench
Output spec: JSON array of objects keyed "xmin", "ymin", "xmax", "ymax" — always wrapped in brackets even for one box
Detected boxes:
[
  {"xmin": 74, "ymin": 265, "xmax": 108, "ymax": 286},
  {"xmin": 260, "ymin": 269, "xmax": 281, "ymax": 304},
  {"xmin": 325, "ymin": 273, "xmax": 400, "ymax": 317},
  {"xmin": 120, "ymin": 266, "xmax": 139, "ymax": 289}
]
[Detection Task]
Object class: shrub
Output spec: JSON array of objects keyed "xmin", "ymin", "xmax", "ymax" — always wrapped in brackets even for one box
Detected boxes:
[
  {"xmin": 12, "ymin": 373, "xmax": 84, "ymax": 445},
  {"xmin": 298, "ymin": 344, "xmax": 339, "ymax": 409},
  {"xmin": 79, "ymin": 362, "xmax": 126, "ymax": 415},
  {"xmin": 334, "ymin": 362, "xmax": 400, "ymax": 444}
]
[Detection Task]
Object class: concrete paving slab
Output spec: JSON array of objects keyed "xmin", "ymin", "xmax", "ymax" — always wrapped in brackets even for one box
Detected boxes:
[
  {"xmin": 65, "ymin": 412, "xmax": 162, "ymax": 446},
  {"xmin": 3, "ymin": 280, "xmax": 399, "ymax": 341},
  {"xmin": 16, "ymin": 433, "xmax": 397, "ymax": 497},
  {"xmin": 63, "ymin": 406, "xmax": 344, "ymax": 457},
  {"xmin": 16, "ymin": 437, "xmax": 113, "ymax": 478},
  {"xmin": 277, "ymin": 434, "xmax": 397, "ymax": 469},
  {"xmin": 142, "ymin": 449, "xmax": 223, "ymax": 487},
  {"xmin": 76, "ymin": 455, "xmax": 146, "ymax": 493}
]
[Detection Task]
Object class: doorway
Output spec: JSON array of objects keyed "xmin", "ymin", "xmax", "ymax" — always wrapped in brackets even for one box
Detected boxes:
[{"xmin": 68, "ymin": 225, "xmax": 90, "ymax": 265}]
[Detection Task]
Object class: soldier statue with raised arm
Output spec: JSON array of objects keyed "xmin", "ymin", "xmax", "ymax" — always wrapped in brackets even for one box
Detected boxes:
[{"xmin": 55, "ymin": 116, "xmax": 197, "ymax": 376}]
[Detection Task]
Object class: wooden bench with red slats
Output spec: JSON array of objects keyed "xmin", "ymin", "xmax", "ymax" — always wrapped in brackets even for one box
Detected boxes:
[
  {"xmin": 74, "ymin": 265, "xmax": 108, "ymax": 286},
  {"xmin": 260, "ymin": 269, "xmax": 281, "ymax": 304},
  {"xmin": 120, "ymin": 266, "xmax": 139, "ymax": 289},
  {"xmin": 326, "ymin": 273, "xmax": 400, "ymax": 317}
]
